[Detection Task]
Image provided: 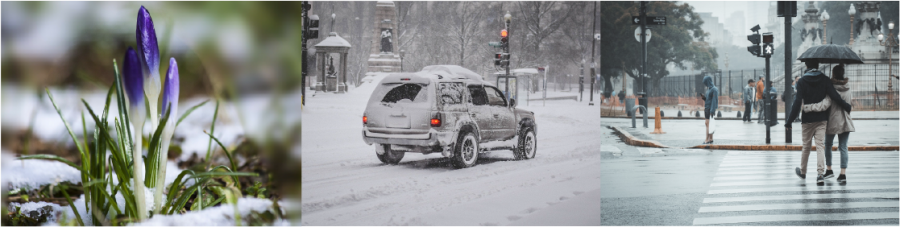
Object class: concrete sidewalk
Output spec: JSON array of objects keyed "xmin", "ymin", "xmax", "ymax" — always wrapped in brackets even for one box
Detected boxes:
[
  {"xmin": 601, "ymin": 106, "xmax": 898, "ymax": 120},
  {"xmin": 602, "ymin": 117, "xmax": 899, "ymax": 151}
]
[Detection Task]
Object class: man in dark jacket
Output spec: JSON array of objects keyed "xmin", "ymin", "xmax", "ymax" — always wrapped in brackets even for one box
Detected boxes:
[
  {"xmin": 742, "ymin": 79, "xmax": 755, "ymax": 122},
  {"xmin": 785, "ymin": 61, "xmax": 853, "ymax": 186}
]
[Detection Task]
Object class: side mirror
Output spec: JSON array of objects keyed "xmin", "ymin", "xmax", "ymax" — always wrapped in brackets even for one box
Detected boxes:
[{"xmin": 509, "ymin": 98, "xmax": 517, "ymax": 108}]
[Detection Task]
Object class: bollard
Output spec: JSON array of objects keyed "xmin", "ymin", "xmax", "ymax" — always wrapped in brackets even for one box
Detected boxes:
[
  {"xmin": 717, "ymin": 111, "xmax": 722, "ymax": 118},
  {"xmin": 631, "ymin": 105, "xmax": 647, "ymax": 128},
  {"xmin": 677, "ymin": 110, "xmax": 682, "ymax": 117},
  {"xmin": 659, "ymin": 110, "xmax": 665, "ymax": 117},
  {"xmin": 737, "ymin": 111, "xmax": 742, "ymax": 118},
  {"xmin": 695, "ymin": 111, "xmax": 700, "ymax": 118},
  {"xmin": 650, "ymin": 107, "xmax": 666, "ymax": 134}
]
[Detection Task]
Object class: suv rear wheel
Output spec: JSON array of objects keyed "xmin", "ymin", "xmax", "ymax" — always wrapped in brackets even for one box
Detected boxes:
[
  {"xmin": 377, "ymin": 144, "xmax": 405, "ymax": 165},
  {"xmin": 452, "ymin": 131, "xmax": 479, "ymax": 168},
  {"xmin": 514, "ymin": 128, "xmax": 536, "ymax": 160}
]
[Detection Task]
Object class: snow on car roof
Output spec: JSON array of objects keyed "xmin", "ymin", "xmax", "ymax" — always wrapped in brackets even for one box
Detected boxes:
[
  {"xmin": 381, "ymin": 65, "xmax": 486, "ymax": 84},
  {"xmin": 421, "ymin": 65, "xmax": 485, "ymax": 81}
]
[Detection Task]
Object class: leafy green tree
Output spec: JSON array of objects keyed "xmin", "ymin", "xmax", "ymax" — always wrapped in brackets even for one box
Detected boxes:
[{"xmin": 600, "ymin": 1, "xmax": 717, "ymax": 96}]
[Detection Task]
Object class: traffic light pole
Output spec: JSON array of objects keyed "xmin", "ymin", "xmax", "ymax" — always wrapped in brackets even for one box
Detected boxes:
[
  {"xmin": 505, "ymin": 17, "xmax": 511, "ymax": 106},
  {"xmin": 783, "ymin": 2, "xmax": 793, "ymax": 143},
  {"xmin": 765, "ymin": 55, "xmax": 771, "ymax": 144},
  {"xmin": 639, "ymin": 1, "xmax": 648, "ymax": 127},
  {"xmin": 301, "ymin": 1, "xmax": 309, "ymax": 106},
  {"xmin": 589, "ymin": 1, "xmax": 596, "ymax": 106}
]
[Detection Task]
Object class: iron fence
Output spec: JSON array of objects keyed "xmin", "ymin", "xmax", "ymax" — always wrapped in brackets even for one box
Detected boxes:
[{"xmin": 650, "ymin": 63, "xmax": 898, "ymax": 110}]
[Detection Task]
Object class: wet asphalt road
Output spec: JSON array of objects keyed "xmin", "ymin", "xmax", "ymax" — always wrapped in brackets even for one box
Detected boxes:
[{"xmin": 600, "ymin": 126, "xmax": 900, "ymax": 225}]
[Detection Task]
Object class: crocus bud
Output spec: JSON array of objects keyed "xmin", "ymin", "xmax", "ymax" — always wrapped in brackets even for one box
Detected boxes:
[
  {"xmin": 136, "ymin": 6, "xmax": 159, "ymax": 78},
  {"xmin": 161, "ymin": 58, "xmax": 179, "ymax": 118},
  {"xmin": 123, "ymin": 47, "xmax": 144, "ymax": 108},
  {"xmin": 136, "ymin": 5, "xmax": 162, "ymax": 126}
]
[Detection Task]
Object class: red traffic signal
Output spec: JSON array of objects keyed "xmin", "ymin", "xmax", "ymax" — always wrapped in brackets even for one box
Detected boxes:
[{"xmin": 501, "ymin": 29, "xmax": 508, "ymax": 38}]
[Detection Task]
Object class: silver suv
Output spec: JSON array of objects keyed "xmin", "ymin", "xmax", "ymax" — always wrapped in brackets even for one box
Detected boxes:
[{"xmin": 362, "ymin": 65, "xmax": 537, "ymax": 168}]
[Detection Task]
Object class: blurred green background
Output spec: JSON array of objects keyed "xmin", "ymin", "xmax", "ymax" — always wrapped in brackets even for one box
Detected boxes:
[{"xmin": 1, "ymin": 1, "xmax": 303, "ymax": 98}]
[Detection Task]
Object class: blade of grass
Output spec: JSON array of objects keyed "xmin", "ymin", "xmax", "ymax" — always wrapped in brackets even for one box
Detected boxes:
[
  {"xmin": 17, "ymin": 155, "xmax": 81, "ymax": 171},
  {"xmin": 176, "ymin": 100, "xmax": 209, "ymax": 127},
  {"xmin": 59, "ymin": 184, "xmax": 85, "ymax": 226},
  {"xmin": 145, "ymin": 104, "xmax": 172, "ymax": 187},
  {"xmin": 205, "ymin": 100, "xmax": 220, "ymax": 164},
  {"xmin": 45, "ymin": 89, "xmax": 88, "ymax": 160},
  {"xmin": 202, "ymin": 131, "xmax": 241, "ymax": 189}
]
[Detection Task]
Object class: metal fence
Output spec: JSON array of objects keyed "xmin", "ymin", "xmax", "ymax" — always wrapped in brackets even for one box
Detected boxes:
[
  {"xmin": 649, "ymin": 64, "xmax": 898, "ymax": 110},
  {"xmin": 652, "ymin": 68, "xmax": 766, "ymax": 99}
]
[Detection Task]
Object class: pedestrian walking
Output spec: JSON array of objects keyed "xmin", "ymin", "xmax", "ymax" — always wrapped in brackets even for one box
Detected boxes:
[
  {"xmin": 743, "ymin": 79, "xmax": 755, "ymax": 122},
  {"xmin": 701, "ymin": 75, "xmax": 718, "ymax": 144},
  {"xmin": 756, "ymin": 76, "xmax": 765, "ymax": 124},
  {"xmin": 785, "ymin": 61, "xmax": 853, "ymax": 186},
  {"xmin": 824, "ymin": 64, "xmax": 855, "ymax": 184}
]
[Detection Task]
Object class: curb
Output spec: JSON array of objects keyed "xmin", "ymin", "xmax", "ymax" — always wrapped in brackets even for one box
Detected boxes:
[
  {"xmin": 602, "ymin": 116, "xmax": 899, "ymax": 121},
  {"xmin": 608, "ymin": 126, "xmax": 669, "ymax": 148},
  {"xmin": 688, "ymin": 144, "xmax": 900, "ymax": 151}
]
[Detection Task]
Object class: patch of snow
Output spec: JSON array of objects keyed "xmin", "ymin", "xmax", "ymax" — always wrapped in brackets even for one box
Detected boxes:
[
  {"xmin": 132, "ymin": 197, "xmax": 278, "ymax": 226},
  {"xmin": 1, "ymin": 152, "xmax": 82, "ymax": 191},
  {"xmin": 7, "ymin": 201, "xmax": 63, "ymax": 223}
]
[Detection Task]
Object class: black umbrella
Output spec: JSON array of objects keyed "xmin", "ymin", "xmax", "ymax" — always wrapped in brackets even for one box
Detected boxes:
[{"xmin": 797, "ymin": 44, "xmax": 863, "ymax": 64}]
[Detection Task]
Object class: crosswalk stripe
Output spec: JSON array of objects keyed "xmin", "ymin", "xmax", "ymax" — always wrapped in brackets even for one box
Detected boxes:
[
  {"xmin": 708, "ymin": 183, "xmax": 899, "ymax": 194},
  {"xmin": 713, "ymin": 173, "xmax": 898, "ymax": 181},
  {"xmin": 695, "ymin": 151, "xmax": 900, "ymax": 225},
  {"xmin": 692, "ymin": 212, "xmax": 899, "ymax": 225},
  {"xmin": 702, "ymin": 192, "xmax": 900, "ymax": 203},
  {"xmin": 717, "ymin": 161, "xmax": 899, "ymax": 167},
  {"xmin": 698, "ymin": 201, "xmax": 898, "ymax": 213},
  {"xmin": 710, "ymin": 177, "xmax": 900, "ymax": 187},
  {"xmin": 715, "ymin": 169, "xmax": 897, "ymax": 177},
  {"xmin": 716, "ymin": 165, "xmax": 899, "ymax": 172}
]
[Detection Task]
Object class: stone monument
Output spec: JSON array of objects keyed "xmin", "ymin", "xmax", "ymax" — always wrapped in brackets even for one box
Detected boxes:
[
  {"xmin": 367, "ymin": 1, "xmax": 402, "ymax": 73},
  {"xmin": 849, "ymin": 1, "xmax": 889, "ymax": 63},
  {"xmin": 314, "ymin": 32, "xmax": 351, "ymax": 93}
]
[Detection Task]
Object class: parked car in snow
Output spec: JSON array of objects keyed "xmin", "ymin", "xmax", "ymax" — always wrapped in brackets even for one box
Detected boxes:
[{"xmin": 362, "ymin": 65, "xmax": 537, "ymax": 168}]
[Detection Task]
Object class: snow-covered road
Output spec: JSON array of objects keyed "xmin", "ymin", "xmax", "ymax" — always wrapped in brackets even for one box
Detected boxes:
[{"xmin": 301, "ymin": 73, "xmax": 602, "ymax": 225}]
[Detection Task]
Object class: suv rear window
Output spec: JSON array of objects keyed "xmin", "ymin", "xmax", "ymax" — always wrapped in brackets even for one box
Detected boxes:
[
  {"xmin": 381, "ymin": 84, "xmax": 427, "ymax": 103},
  {"xmin": 438, "ymin": 82, "xmax": 465, "ymax": 105}
]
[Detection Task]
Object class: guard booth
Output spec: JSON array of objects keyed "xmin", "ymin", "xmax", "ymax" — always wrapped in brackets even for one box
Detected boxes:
[{"xmin": 495, "ymin": 73, "xmax": 519, "ymax": 103}]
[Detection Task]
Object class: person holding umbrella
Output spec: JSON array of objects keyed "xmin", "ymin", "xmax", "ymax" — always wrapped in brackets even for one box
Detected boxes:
[
  {"xmin": 787, "ymin": 44, "xmax": 863, "ymax": 185},
  {"xmin": 786, "ymin": 60, "xmax": 852, "ymax": 185}
]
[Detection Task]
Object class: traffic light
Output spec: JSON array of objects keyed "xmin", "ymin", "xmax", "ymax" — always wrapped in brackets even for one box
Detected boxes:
[
  {"xmin": 500, "ymin": 29, "xmax": 509, "ymax": 48},
  {"xmin": 306, "ymin": 14, "xmax": 320, "ymax": 39},
  {"xmin": 746, "ymin": 27, "xmax": 761, "ymax": 57},
  {"xmin": 496, "ymin": 53, "xmax": 509, "ymax": 66},
  {"xmin": 762, "ymin": 32, "xmax": 774, "ymax": 57}
]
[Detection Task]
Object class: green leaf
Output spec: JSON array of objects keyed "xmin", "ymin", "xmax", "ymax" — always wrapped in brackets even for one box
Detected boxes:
[
  {"xmin": 17, "ymin": 154, "xmax": 81, "ymax": 172},
  {"xmin": 205, "ymin": 100, "xmax": 220, "ymax": 163},
  {"xmin": 145, "ymin": 104, "xmax": 173, "ymax": 187},
  {"xmin": 176, "ymin": 100, "xmax": 209, "ymax": 127},
  {"xmin": 45, "ymin": 89, "xmax": 88, "ymax": 160},
  {"xmin": 202, "ymin": 132, "xmax": 242, "ymax": 189}
]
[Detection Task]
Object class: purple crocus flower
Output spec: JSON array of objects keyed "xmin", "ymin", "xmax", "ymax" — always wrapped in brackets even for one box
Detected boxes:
[
  {"xmin": 123, "ymin": 47, "xmax": 144, "ymax": 107},
  {"xmin": 161, "ymin": 58, "xmax": 179, "ymax": 117},
  {"xmin": 136, "ymin": 6, "xmax": 160, "ymax": 77}
]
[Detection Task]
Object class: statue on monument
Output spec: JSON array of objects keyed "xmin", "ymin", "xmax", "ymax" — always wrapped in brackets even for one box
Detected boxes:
[
  {"xmin": 380, "ymin": 28, "xmax": 393, "ymax": 53},
  {"xmin": 326, "ymin": 56, "xmax": 337, "ymax": 77}
]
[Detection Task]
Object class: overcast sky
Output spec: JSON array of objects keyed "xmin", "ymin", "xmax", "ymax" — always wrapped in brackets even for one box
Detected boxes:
[{"xmin": 682, "ymin": 1, "xmax": 773, "ymax": 44}]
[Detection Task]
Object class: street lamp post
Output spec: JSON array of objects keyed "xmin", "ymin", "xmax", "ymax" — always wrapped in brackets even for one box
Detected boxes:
[
  {"xmin": 849, "ymin": 4, "xmax": 856, "ymax": 45},
  {"xmin": 589, "ymin": 1, "xmax": 597, "ymax": 106},
  {"xmin": 878, "ymin": 21, "xmax": 897, "ymax": 107},
  {"xmin": 821, "ymin": 10, "xmax": 829, "ymax": 44}
]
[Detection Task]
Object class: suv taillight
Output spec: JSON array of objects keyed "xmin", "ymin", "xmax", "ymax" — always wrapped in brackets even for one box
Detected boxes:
[
  {"xmin": 430, "ymin": 113, "xmax": 442, "ymax": 127},
  {"xmin": 363, "ymin": 116, "xmax": 368, "ymax": 124}
]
